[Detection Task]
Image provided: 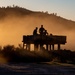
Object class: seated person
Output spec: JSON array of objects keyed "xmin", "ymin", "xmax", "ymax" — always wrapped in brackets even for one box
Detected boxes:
[
  {"xmin": 33, "ymin": 27, "xmax": 38, "ymax": 35},
  {"xmin": 43, "ymin": 30, "xmax": 48, "ymax": 35}
]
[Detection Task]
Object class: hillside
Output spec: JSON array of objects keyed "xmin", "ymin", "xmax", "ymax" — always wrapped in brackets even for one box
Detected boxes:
[
  {"xmin": 0, "ymin": 6, "xmax": 75, "ymax": 50},
  {"xmin": 0, "ymin": 6, "xmax": 75, "ymax": 30}
]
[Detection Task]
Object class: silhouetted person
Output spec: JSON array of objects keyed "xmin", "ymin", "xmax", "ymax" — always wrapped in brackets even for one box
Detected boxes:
[
  {"xmin": 33, "ymin": 27, "xmax": 38, "ymax": 35},
  {"xmin": 39, "ymin": 25, "xmax": 45, "ymax": 35},
  {"xmin": 43, "ymin": 30, "xmax": 48, "ymax": 35}
]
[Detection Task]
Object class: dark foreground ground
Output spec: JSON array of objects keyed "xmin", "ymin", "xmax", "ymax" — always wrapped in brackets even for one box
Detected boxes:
[{"xmin": 0, "ymin": 62, "xmax": 75, "ymax": 75}]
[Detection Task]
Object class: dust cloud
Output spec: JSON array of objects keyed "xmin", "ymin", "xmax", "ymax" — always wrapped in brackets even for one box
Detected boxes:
[{"xmin": 0, "ymin": 14, "xmax": 75, "ymax": 50}]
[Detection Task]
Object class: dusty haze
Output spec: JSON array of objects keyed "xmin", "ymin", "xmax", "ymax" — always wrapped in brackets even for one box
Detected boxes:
[{"xmin": 0, "ymin": 7, "xmax": 75, "ymax": 50}]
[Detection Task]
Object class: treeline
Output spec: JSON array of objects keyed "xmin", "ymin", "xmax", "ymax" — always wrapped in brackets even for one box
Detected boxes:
[
  {"xmin": 0, "ymin": 5, "xmax": 58, "ymax": 16},
  {"xmin": 0, "ymin": 45, "xmax": 75, "ymax": 64},
  {"xmin": 0, "ymin": 5, "xmax": 24, "ymax": 9}
]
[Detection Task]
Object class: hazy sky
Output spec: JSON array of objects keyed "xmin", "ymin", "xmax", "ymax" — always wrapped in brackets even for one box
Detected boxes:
[{"xmin": 0, "ymin": 0, "xmax": 75, "ymax": 20}]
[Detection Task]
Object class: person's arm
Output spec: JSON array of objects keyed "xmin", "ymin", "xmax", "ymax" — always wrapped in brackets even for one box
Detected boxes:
[{"xmin": 39, "ymin": 28, "xmax": 41, "ymax": 33}]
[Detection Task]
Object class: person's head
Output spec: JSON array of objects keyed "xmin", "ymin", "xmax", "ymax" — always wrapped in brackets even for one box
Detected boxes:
[
  {"xmin": 41, "ymin": 25, "xmax": 43, "ymax": 28},
  {"xmin": 36, "ymin": 27, "xmax": 38, "ymax": 30}
]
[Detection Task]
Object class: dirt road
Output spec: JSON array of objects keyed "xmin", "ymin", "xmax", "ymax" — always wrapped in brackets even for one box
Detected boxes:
[{"xmin": 0, "ymin": 63, "xmax": 75, "ymax": 75}]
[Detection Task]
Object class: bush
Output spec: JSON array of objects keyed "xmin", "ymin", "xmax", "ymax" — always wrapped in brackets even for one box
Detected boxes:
[{"xmin": 0, "ymin": 45, "xmax": 75, "ymax": 63}]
